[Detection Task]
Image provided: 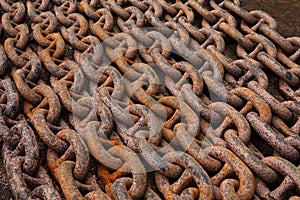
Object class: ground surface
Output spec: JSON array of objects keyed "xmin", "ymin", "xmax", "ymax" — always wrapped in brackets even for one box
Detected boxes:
[{"xmin": 242, "ymin": 0, "xmax": 300, "ymax": 37}]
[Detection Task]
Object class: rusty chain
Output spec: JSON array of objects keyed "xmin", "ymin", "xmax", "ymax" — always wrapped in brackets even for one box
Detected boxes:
[{"xmin": 0, "ymin": 0, "xmax": 300, "ymax": 199}]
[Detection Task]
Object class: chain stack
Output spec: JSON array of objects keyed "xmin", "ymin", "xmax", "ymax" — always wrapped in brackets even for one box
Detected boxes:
[{"xmin": 0, "ymin": 0, "xmax": 300, "ymax": 199}]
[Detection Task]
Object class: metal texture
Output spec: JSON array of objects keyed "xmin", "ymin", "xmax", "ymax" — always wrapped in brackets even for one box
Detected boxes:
[{"xmin": 0, "ymin": 0, "xmax": 300, "ymax": 199}]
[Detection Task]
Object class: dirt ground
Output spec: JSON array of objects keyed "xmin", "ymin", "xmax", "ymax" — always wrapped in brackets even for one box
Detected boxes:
[
  {"xmin": 241, "ymin": 0, "xmax": 300, "ymax": 37},
  {"xmin": 0, "ymin": 0, "xmax": 299, "ymax": 199}
]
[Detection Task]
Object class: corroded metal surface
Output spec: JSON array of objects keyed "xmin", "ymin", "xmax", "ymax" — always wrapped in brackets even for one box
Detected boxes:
[{"xmin": 0, "ymin": 0, "xmax": 300, "ymax": 199}]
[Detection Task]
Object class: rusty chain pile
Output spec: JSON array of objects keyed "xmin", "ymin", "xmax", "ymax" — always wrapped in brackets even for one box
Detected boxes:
[{"xmin": 0, "ymin": 0, "xmax": 300, "ymax": 199}]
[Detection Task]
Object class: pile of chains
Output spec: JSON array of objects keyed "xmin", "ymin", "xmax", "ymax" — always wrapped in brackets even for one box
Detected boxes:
[{"xmin": 0, "ymin": 0, "xmax": 300, "ymax": 199}]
